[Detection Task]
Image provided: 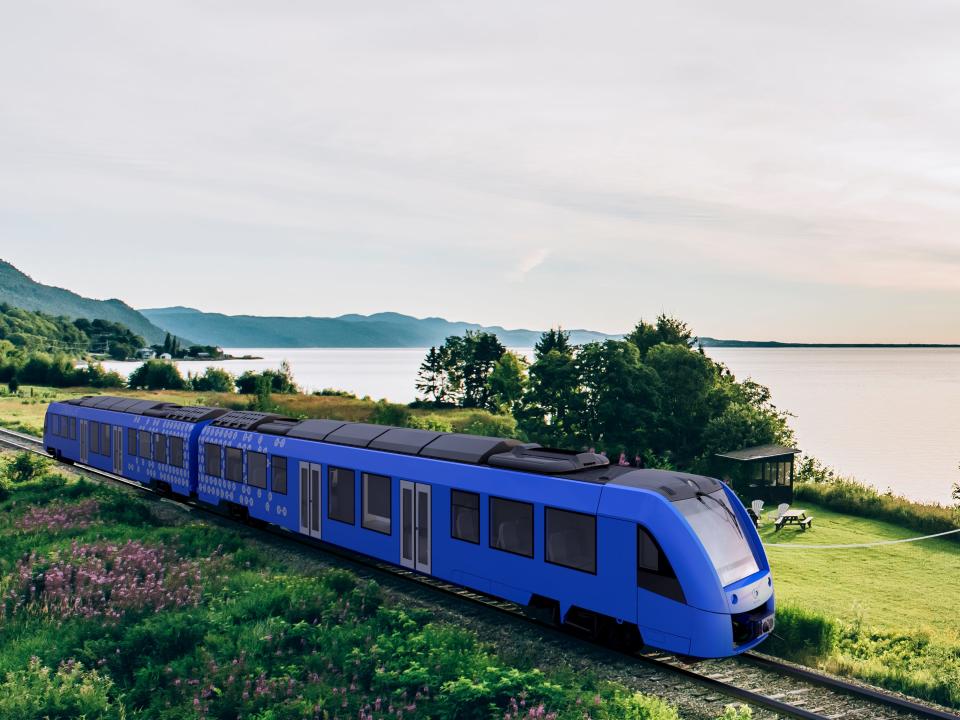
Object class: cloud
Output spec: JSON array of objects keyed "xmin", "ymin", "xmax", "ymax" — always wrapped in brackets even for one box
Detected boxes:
[{"xmin": 506, "ymin": 248, "xmax": 551, "ymax": 283}]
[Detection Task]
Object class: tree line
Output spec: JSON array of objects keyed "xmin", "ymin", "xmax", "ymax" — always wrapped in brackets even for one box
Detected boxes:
[{"xmin": 416, "ymin": 316, "xmax": 793, "ymax": 472}]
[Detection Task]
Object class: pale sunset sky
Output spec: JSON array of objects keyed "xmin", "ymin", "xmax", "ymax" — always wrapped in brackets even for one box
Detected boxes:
[{"xmin": 2, "ymin": 1, "xmax": 959, "ymax": 341}]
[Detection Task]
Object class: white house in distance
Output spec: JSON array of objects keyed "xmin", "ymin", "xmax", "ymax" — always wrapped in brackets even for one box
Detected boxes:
[{"xmin": 135, "ymin": 348, "xmax": 156, "ymax": 360}]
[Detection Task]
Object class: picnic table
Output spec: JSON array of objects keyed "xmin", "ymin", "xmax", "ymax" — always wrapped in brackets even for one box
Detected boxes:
[{"xmin": 775, "ymin": 509, "xmax": 813, "ymax": 531}]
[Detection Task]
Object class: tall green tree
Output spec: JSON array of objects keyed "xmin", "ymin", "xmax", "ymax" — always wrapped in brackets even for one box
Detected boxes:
[
  {"xmin": 517, "ymin": 329, "xmax": 580, "ymax": 447},
  {"xmin": 625, "ymin": 314, "xmax": 696, "ymax": 357},
  {"xmin": 458, "ymin": 331, "xmax": 506, "ymax": 409},
  {"xmin": 416, "ymin": 345, "xmax": 457, "ymax": 405},
  {"xmin": 486, "ymin": 351, "xmax": 528, "ymax": 413}
]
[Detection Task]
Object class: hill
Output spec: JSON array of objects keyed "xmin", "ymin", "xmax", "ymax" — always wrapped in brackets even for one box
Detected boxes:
[
  {"xmin": 0, "ymin": 260, "xmax": 175, "ymax": 345},
  {"xmin": 140, "ymin": 306, "xmax": 621, "ymax": 348}
]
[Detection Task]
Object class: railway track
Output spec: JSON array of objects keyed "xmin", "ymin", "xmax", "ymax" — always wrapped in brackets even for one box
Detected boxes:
[{"xmin": 2, "ymin": 426, "xmax": 957, "ymax": 720}]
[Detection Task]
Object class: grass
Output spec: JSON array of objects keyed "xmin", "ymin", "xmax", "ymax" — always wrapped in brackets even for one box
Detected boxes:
[
  {"xmin": 758, "ymin": 502, "xmax": 960, "ymax": 707},
  {"xmin": 0, "ymin": 454, "xmax": 704, "ymax": 720}
]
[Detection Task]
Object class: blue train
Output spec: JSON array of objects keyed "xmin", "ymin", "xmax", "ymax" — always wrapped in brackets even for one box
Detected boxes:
[{"xmin": 43, "ymin": 395, "xmax": 775, "ymax": 658}]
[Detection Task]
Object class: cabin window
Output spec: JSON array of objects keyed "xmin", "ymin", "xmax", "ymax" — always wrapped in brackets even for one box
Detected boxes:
[
  {"xmin": 127, "ymin": 428, "xmax": 137, "ymax": 456},
  {"xmin": 225, "ymin": 447, "xmax": 243, "ymax": 483},
  {"xmin": 328, "ymin": 466, "xmax": 355, "ymax": 524},
  {"xmin": 170, "ymin": 436, "xmax": 184, "ymax": 468},
  {"xmin": 153, "ymin": 433, "xmax": 167, "ymax": 464},
  {"xmin": 490, "ymin": 497, "xmax": 533, "ymax": 558},
  {"xmin": 139, "ymin": 430, "xmax": 152, "ymax": 459},
  {"xmin": 361, "ymin": 473, "xmax": 391, "ymax": 534},
  {"xmin": 204, "ymin": 443, "xmax": 221, "ymax": 477},
  {"xmin": 247, "ymin": 451, "xmax": 267, "ymax": 489},
  {"xmin": 90, "ymin": 421, "xmax": 101, "ymax": 454},
  {"xmin": 101, "ymin": 424, "xmax": 111, "ymax": 456},
  {"xmin": 637, "ymin": 525, "xmax": 684, "ymax": 603},
  {"xmin": 451, "ymin": 490, "xmax": 480, "ymax": 544},
  {"xmin": 545, "ymin": 507, "xmax": 596, "ymax": 574},
  {"xmin": 271, "ymin": 455, "xmax": 287, "ymax": 494}
]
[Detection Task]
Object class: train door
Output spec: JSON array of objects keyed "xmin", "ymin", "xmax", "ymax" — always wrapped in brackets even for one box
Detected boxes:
[
  {"xmin": 79, "ymin": 419, "xmax": 88, "ymax": 464},
  {"xmin": 400, "ymin": 481, "xmax": 432, "ymax": 574},
  {"xmin": 112, "ymin": 426, "xmax": 123, "ymax": 475},
  {"xmin": 298, "ymin": 461, "xmax": 322, "ymax": 539}
]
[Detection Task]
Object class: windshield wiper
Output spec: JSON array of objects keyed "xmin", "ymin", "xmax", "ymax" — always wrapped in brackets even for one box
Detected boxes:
[{"xmin": 696, "ymin": 491, "xmax": 744, "ymax": 539}]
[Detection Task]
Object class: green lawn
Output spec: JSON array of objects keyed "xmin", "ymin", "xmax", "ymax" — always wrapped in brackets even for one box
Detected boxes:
[{"xmin": 760, "ymin": 502, "xmax": 960, "ymax": 641}]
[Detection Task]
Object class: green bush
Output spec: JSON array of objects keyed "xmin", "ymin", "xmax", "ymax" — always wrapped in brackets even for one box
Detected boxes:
[
  {"xmin": 460, "ymin": 412, "xmax": 519, "ymax": 438},
  {"xmin": 0, "ymin": 657, "xmax": 126, "ymax": 720},
  {"xmin": 407, "ymin": 414, "xmax": 454, "ymax": 432},
  {"xmin": 370, "ymin": 399, "xmax": 410, "ymax": 426},
  {"xmin": 127, "ymin": 359, "xmax": 187, "ymax": 390},
  {"xmin": 1, "ymin": 452, "xmax": 51, "ymax": 484},
  {"xmin": 190, "ymin": 367, "xmax": 236, "ymax": 392},
  {"xmin": 764, "ymin": 603, "xmax": 839, "ymax": 659}
]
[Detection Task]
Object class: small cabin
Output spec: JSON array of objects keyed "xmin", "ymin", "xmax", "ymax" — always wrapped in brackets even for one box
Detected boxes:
[
  {"xmin": 135, "ymin": 348, "xmax": 156, "ymax": 360},
  {"xmin": 713, "ymin": 444, "xmax": 800, "ymax": 505}
]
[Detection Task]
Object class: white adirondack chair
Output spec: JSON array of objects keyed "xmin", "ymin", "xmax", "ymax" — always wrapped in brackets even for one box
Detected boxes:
[
  {"xmin": 776, "ymin": 502, "xmax": 790, "ymax": 519},
  {"xmin": 751, "ymin": 499, "xmax": 764, "ymax": 517}
]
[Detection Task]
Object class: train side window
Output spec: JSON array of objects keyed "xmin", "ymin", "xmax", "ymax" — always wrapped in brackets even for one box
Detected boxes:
[
  {"xmin": 70, "ymin": 417, "xmax": 76, "ymax": 440},
  {"xmin": 90, "ymin": 421, "xmax": 101, "ymax": 454},
  {"xmin": 451, "ymin": 490, "xmax": 480, "ymax": 544},
  {"xmin": 170, "ymin": 436, "xmax": 184, "ymax": 468},
  {"xmin": 490, "ymin": 497, "xmax": 533, "ymax": 558},
  {"xmin": 127, "ymin": 428, "xmax": 137, "ymax": 456},
  {"xmin": 361, "ymin": 473, "xmax": 391, "ymax": 534},
  {"xmin": 49, "ymin": 414, "xmax": 58, "ymax": 436},
  {"xmin": 247, "ymin": 451, "xmax": 267, "ymax": 489},
  {"xmin": 153, "ymin": 433, "xmax": 167, "ymax": 465},
  {"xmin": 101, "ymin": 424, "xmax": 111, "ymax": 456},
  {"xmin": 545, "ymin": 507, "xmax": 596, "ymax": 574},
  {"xmin": 225, "ymin": 447, "xmax": 243, "ymax": 483},
  {"xmin": 637, "ymin": 526, "xmax": 685, "ymax": 603},
  {"xmin": 271, "ymin": 455, "xmax": 287, "ymax": 494},
  {"xmin": 138, "ymin": 430, "xmax": 152, "ymax": 459},
  {"xmin": 328, "ymin": 467, "xmax": 355, "ymax": 524},
  {"xmin": 204, "ymin": 443, "xmax": 221, "ymax": 477}
]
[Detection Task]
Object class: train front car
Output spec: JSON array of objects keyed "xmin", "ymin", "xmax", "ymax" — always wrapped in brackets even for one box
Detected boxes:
[{"xmin": 599, "ymin": 469, "xmax": 774, "ymax": 658}]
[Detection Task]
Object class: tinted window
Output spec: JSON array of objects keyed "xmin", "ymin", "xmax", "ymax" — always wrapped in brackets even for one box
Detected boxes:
[
  {"xmin": 152, "ymin": 433, "xmax": 166, "ymax": 464},
  {"xmin": 545, "ymin": 507, "xmax": 596, "ymax": 574},
  {"xmin": 139, "ymin": 430, "xmax": 152, "ymax": 459},
  {"xmin": 490, "ymin": 497, "xmax": 533, "ymax": 558},
  {"xmin": 271, "ymin": 455, "xmax": 287, "ymax": 494},
  {"xmin": 204, "ymin": 443, "xmax": 221, "ymax": 477},
  {"xmin": 90, "ymin": 421, "xmax": 100, "ymax": 454},
  {"xmin": 248, "ymin": 451, "xmax": 267, "ymax": 489},
  {"xmin": 127, "ymin": 428, "xmax": 137, "ymax": 456},
  {"xmin": 101, "ymin": 424, "xmax": 111, "ymax": 456},
  {"xmin": 328, "ymin": 467, "xmax": 355, "ymax": 524},
  {"xmin": 69, "ymin": 417, "xmax": 76, "ymax": 440},
  {"xmin": 225, "ymin": 447, "xmax": 243, "ymax": 483},
  {"xmin": 637, "ymin": 525, "xmax": 684, "ymax": 603},
  {"xmin": 451, "ymin": 490, "xmax": 480, "ymax": 544},
  {"xmin": 170, "ymin": 436, "xmax": 184, "ymax": 468},
  {"xmin": 362, "ymin": 473, "xmax": 391, "ymax": 534}
]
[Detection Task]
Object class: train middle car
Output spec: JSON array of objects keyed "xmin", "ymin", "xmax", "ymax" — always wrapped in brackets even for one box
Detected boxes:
[{"xmin": 43, "ymin": 397, "xmax": 775, "ymax": 658}]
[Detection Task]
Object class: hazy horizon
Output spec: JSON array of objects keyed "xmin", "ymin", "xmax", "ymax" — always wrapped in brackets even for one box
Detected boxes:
[{"xmin": 3, "ymin": 2, "xmax": 960, "ymax": 342}]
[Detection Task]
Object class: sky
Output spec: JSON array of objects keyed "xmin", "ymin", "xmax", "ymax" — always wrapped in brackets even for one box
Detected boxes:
[{"xmin": 2, "ymin": 1, "xmax": 959, "ymax": 341}]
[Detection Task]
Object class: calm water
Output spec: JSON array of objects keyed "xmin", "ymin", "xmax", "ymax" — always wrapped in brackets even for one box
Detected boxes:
[{"xmin": 101, "ymin": 347, "xmax": 960, "ymax": 504}]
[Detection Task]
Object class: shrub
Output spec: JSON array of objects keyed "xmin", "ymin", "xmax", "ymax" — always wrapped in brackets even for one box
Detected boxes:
[
  {"xmin": 190, "ymin": 367, "xmax": 236, "ymax": 392},
  {"xmin": 370, "ymin": 399, "xmax": 410, "ymax": 426},
  {"xmin": 1, "ymin": 452, "xmax": 51, "ymax": 484},
  {"xmin": 407, "ymin": 414, "xmax": 454, "ymax": 432},
  {"xmin": 0, "ymin": 657, "xmax": 126, "ymax": 720},
  {"xmin": 460, "ymin": 412, "xmax": 519, "ymax": 438},
  {"xmin": 764, "ymin": 603, "xmax": 839, "ymax": 660},
  {"xmin": 127, "ymin": 359, "xmax": 187, "ymax": 390},
  {"xmin": 715, "ymin": 706, "xmax": 753, "ymax": 720}
]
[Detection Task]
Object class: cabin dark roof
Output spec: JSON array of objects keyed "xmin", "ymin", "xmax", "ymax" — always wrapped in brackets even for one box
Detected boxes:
[{"xmin": 715, "ymin": 444, "xmax": 800, "ymax": 462}]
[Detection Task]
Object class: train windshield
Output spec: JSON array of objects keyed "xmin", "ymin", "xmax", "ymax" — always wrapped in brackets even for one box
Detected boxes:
[{"xmin": 676, "ymin": 490, "xmax": 759, "ymax": 587}]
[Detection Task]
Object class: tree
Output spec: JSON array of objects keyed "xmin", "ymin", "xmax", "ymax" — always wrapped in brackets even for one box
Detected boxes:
[
  {"xmin": 191, "ymin": 367, "xmax": 236, "ymax": 393},
  {"xmin": 625, "ymin": 314, "xmax": 696, "ymax": 357},
  {"xmin": 415, "ymin": 346, "xmax": 453, "ymax": 405},
  {"xmin": 236, "ymin": 364, "xmax": 298, "ymax": 395},
  {"xmin": 458, "ymin": 331, "xmax": 506, "ymax": 409},
  {"xmin": 517, "ymin": 329, "xmax": 580, "ymax": 447},
  {"xmin": 128, "ymin": 359, "xmax": 187, "ymax": 390},
  {"xmin": 486, "ymin": 351, "xmax": 528, "ymax": 413}
]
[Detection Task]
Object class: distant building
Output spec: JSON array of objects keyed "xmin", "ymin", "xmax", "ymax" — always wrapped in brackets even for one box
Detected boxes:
[
  {"xmin": 135, "ymin": 348, "xmax": 156, "ymax": 360},
  {"xmin": 159, "ymin": 353, "xmax": 173, "ymax": 360},
  {"xmin": 713, "ymin": 443, "xmax": 800, "ymax": 505}
]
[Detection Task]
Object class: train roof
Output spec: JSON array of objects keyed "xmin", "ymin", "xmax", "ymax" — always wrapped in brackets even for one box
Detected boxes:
[
  {"xmin": 62, "ymin": 396, "xmax": 226, "ymax": 423},
  {"xmin": 207, "ymin": 409, "xmax": 720, "ymax": 501}
]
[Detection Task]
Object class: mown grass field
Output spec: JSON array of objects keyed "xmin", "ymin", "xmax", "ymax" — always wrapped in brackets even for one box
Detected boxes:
[{"xmin": 759, "ymin": 502, "xmax": 960, "ymax": 639}]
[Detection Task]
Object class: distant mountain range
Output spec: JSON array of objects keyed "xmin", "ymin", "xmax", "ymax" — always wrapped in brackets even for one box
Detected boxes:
[
  {"xmin": 0, "ymin": 260, "xmax": 176, "ymax": 345},
  {"xmin": 140, "ymin": 306, "xmax": 622, "ymax": 348}
]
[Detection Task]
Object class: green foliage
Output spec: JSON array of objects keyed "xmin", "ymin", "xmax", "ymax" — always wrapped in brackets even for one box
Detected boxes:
[
  {"xmin": 486, "ymin": 351, "xmax": 528, "ymax": 413},
  {"xmin": 73, "ymin": 317, "xmax": 145, "ymax": 360},
  {"xmin": 189, "ymin": 366, "xmax": 236, "ymax": 392},
  {"xmin": 1, "ymin": 451, "xmax": 51, "ymax": 484},
  {"xmin": 235, "ymin": 360, "xmax": 298, "ymax": 394},
  {"xmin": 624, "ymin": 315, "xmax": 696, "ymax": 357},
  {"xmin": 460, "ymin": 412, "xmax": 519, "ymax": 438},
  {"xmin": 370, "ymin": 399, "xmax": 410, "ymax": 426},
  {"xmin": 406, "ymin": 414, "xmax": 454, "ymax": 432},
  {"xmin": 416, "ymin": 331, "xmax": 507, "ymax": 410},
  {"xmin": 794, "ymin": 476, "xmax": 960, "ymax": 542},
  {"xmin": 516, "ymin": 329, "xmax": 579, "ymax": 447},
  {"xmin": 764, "ymin": 603, "xmax": 839, "ymax": 659},
  {"xmin": 715, "ymin": 705, "xmax": 753, "ymax": 720},
  {"xmin": 0, "ymin": 351, "xmax": 124, "ymax": 389},
  {"xmin": 0, "ymin": 657, "xmax": 126, "ymax": 720},
  {"xmin": 127, "ymin": 359, "xmax": 188, "ymax": 390}
]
